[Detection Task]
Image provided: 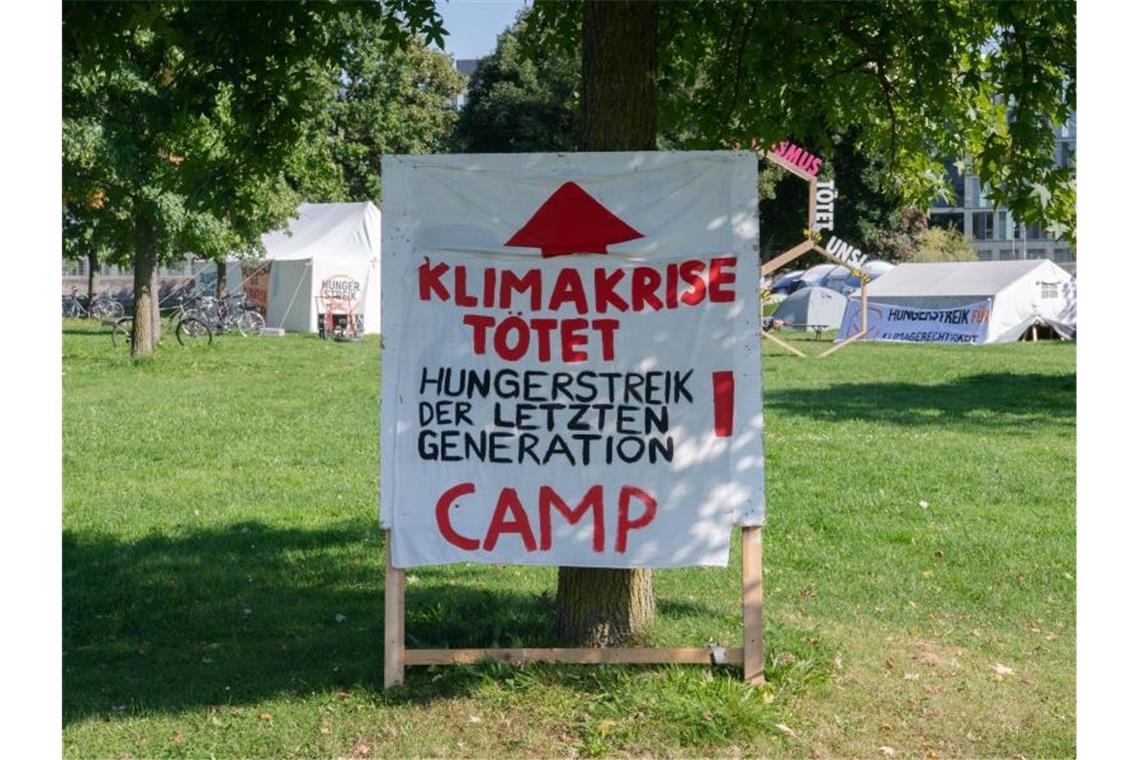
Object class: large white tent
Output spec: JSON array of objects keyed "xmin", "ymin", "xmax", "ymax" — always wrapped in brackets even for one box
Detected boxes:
[
  {"xmin": 258, "ymin": 202, "xmax": 381, "ymax": 334},
  {"xmin": 841, "ymin": 260, "xmax": 1076, "ymax": 344}
]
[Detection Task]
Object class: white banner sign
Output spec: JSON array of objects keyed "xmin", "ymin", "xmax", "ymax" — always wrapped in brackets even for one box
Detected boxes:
[
  {"xmin": 380, "ymin": 152, "xmax": 764, "ymax": 569},
  {"xmin": 837, "ymin": 298, "xmax": 993, "ymax": 344}
]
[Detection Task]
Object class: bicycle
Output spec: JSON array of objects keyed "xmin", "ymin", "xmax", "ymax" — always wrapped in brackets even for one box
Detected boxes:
[
  {"xmin": 189, "ymin": 293, "xmax": 265, "ymax": 337},
  {"xmin": 63, "ymin": 287, "xmax": 124, "ymax": 320},
  {"xmin": 111, "ymin": 312, "xmax": 213, "ymax": 348}
]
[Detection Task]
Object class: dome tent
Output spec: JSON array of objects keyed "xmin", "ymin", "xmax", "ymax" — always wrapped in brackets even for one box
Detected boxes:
[
  {"xmin": 258, "ymin": 202, "xmax": 381, "ymax": 335},
  {"xmin": 770, "ymin": 285, "xmax": 848, "ymax": 330}
]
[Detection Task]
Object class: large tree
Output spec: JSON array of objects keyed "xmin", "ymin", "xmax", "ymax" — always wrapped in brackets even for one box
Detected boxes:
[
  {"xmin": 453, "ymin": 15, "xmax": 580, "ymax": 153},
  {"xmin": 62, "ymin": 1, "xmax": 446, "ymax": 356},
  {"xmin": 329, "ymin": 13, "xmax": 466, "ymax": 202},
  {"xmin": 553, "ymin": 0, "xmax": 660, "ymax": 647},
  {"xmin": 520, "ymin": 0, "xmax": 1076, "ymax": 646}
]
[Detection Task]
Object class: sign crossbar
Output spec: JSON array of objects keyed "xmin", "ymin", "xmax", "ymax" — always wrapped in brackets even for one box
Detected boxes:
[{"xmin": 383, "ymin": 527, "xmax": 764, "ymax": 688}]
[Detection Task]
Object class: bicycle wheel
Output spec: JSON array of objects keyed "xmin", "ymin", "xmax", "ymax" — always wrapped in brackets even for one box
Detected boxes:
[
  {"xmin": 105, "ymin": 300, "xmax": 125, "ymax": 319},
  {"xmin": 236, "ymin": 311, "xmax": 265, "ymax": 337},
  {"xmin": 176, "ymin": 315, "xmax": 213, "ymax": 346},
  {"xmin": 111, "ymin": 317, "xmax": 133, "ymax": 349}
]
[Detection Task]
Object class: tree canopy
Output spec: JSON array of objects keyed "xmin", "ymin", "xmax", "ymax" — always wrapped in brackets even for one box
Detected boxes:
[
  {"xmin": 453, "ymin": 16, "xmax": 580, "ymax": 153},
  {"xmin": 63, "ymin": 1, "xmax": 448, "ymax": 268},
  {"xmin": 527, "ymin": 0, "xmax": 1076, "ymax": 244},
  {"xmin": 329, "ymin": 13, "xmax": 466, "ymax": 202}
]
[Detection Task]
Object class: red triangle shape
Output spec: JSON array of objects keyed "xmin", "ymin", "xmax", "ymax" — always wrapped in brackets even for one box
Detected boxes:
[{"xmin": 505, "ymin": 182, "xmax": 644, "ymax": 257}]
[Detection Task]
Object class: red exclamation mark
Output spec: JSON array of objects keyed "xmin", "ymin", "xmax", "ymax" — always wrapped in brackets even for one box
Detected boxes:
[{"xmin": 712, "ymin": 370, "xmax": 735, "ymax": 437}]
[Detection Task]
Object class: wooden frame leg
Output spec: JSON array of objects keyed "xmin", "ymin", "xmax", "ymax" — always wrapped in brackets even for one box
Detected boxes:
[
  {"xmin": 384, "ymin": 529, "xmax": 405, "ymax": 689},
  {"xmin": 742, "ymin": 527, "xmax": 765, "ymax": 684}
]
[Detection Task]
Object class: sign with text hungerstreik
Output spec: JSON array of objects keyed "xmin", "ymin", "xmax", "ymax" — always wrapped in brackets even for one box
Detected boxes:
[
  {"xmin": 837, "ymin": 299, "xmax": 992, "ymax": 344},
  {"xmin": 380, "ymin": 152, "xmax": 764, "ymax": 569}
]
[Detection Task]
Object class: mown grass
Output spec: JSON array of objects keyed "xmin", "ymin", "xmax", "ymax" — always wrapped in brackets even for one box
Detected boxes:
[{"xmin": 62, "ymin": 320, "xmax": 1075, "ymax": 758}]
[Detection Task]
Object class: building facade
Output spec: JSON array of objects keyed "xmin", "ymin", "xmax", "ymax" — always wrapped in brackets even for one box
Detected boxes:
[{"xmin": 929, "ymin": 112, "xmax": 1076, "ymax": 275}]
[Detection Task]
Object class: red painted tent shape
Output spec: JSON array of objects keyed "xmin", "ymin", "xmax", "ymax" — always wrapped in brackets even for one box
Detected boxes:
[{"xmin": 505, "ymin": 181, "xmax": 644, "ymax": 257}]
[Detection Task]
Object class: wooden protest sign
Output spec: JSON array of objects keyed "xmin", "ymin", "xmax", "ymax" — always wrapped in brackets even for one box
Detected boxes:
[{"xmin": 380, "ymin": 152, "xmax": 766, "ymax": 687}]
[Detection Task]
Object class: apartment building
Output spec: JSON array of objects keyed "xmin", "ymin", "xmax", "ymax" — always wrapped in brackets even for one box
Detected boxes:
[{"xmin": 929, "ymin": 112, "xmax": 1076, "ymax": 275}]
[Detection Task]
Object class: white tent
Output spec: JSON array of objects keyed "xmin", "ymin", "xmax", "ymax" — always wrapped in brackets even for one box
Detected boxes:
[
  {"xmin": 771, "ymin": 286, "xmax": 848, "ymax": 330},
  {"xmin": 259, "ymin": 202, "xmax": 381, "ymax": 334},
  {"xmin": 847, "ymin": 260, "xmax": 1076, "ymax": 343}
]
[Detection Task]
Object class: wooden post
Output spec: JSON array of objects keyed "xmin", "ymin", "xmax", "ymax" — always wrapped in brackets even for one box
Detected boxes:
[
  {"xmin": 807, "ymin": 177, "xmax": 817, "ymax": 234},
  {"xmin": 741, "ymin": 526, "xmax": 764, "ymax": 684},
  {"xmin": 384, "ymin": 530, "xmax": 405, "ymax": 689},
  {"xmin": 761, "ymin": 329, "xmax": 807, "ymax": 358}
]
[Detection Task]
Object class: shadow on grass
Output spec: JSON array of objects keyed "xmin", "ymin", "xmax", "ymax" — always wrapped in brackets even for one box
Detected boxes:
[
  {"xmin": 767, "ymin": 372, "xmax": 1075, "ymax": 428},
  {"xmin": 64, "ymin": 520, "xmax": 832, "ymax": 737},
  {"xmin": 62, "ymin": 521, "xmax": 558, "ymax": 723}
]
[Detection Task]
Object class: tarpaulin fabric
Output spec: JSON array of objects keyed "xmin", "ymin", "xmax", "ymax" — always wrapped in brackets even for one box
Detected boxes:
[{"xmin": 380, "ymin": 152, "xmax": 764, "ymax": 569}]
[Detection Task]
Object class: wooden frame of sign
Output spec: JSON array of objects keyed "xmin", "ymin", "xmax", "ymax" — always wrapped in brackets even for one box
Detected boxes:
[
  {"xmin": 759, "ymin": 150, "xmax": 868, "ymax": 358},
  {"xmin": 383, "ymin": 526, "xmax": 765, "ymax": 689}
]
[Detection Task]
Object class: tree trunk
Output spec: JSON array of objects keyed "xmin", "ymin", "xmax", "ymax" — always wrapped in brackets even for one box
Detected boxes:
[
  {"xmin": 216, "ymin": 259, "xmax": 228, "ymax": 302},
  {"xmin": 86, "ymin": 250, "xmax": 99, "ymax": 307},
  {"xmin": 555, "ymin": 0, "xmax": 658, "ymax": 648},
  {"xmin": 131, "ymin": 217, "xmax": 160, "ymax": 357}
]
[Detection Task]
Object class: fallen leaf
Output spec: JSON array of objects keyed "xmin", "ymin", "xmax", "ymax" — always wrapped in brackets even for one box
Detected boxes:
[
  {"xmin": 919, "ymin": 500, "xmax": 929, "ymax": 509},
  {"xmin": 917, "ymin": 652, "xmax": 940, "ymax": 667},
  {"xmin": 258, "ymin": 713, "xmax": 273, "ymax": 722},
  {"xmin": 775, "ymin": 723, "xmax": 797, "ymax": 737},
  {"xmin": 921, "ymin": 570, "xmax": 934, "ymax": 579},
  {"xmin": 353, "ymin": 739, "xmax": 372, "ymax": 757},
  {"xmin": 934, "ymin": 550, "xmax": 944, "ymax": 559},
  {"xmin": 925, "ymin": 751, "xmax": 942, "ymax": 760},
  {"xmin": 171, "ymin": 732, "xmax": 184, "ymax": 746},
  {"xmin": 335, "ymin": 614, "xmax": 347, "ymax": 623},
  {"xmin": 992, "ymin": 663, "xmax": 1015, "ymax": 676},
  {"xmin": 468, "ymin": 715, "xmax": 482, "ymax": 724},
  {"xmin": 879, "ymin": 746, "xmax": 896, "ymax": 757},
  {"xmin": 904, "ymin": 672, "xmax": 920, "ymax": 681}
]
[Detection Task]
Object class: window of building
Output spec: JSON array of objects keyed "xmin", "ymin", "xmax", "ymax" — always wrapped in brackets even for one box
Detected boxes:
[
  {"xmin": 930, "ymin": 212, "xmax": 964, "ymax": 232},
  {"xmin": 1059, "ymin": 141, "xmax": 1075, "ymax": 169},
  {"xmin": 972, "ymin": 211, "xmax": 995, "ymax": 240},
  {"xmin": 1040, "ymin": 282, "xmax": 1059, "ymax": 299},
  {"xmin": 977, "ymin": 250, "xmax": 994, "ymax": 261},
  {"xmin": 965, "ymin": 176, "xmax": 980, "ymax": 207},
  {"xmin": 1027, "ymin": 248, "xmax": 1047, "ymax": 259},
  {"xmin": 995, "ymin": 210, "xmax": 1014, "ymax": 241},
  {"xmin": 1053, "ymin": 248, "xmax": 1075, "ymax": 263},
  {"xmin": 999, "ymin": 248, "xmax": 1017, "ymax": 261}
]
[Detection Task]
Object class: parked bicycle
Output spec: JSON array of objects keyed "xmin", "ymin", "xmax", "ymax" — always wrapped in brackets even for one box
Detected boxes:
[
  {"xmin": 185, "ymin": 293, "xmax": 265, "ymax": 337},
  {"xmin": 111, "ymin": 311, "xmax": 213, "ymax": 349},
  {"xmin": 63, "ymin": 287, "xmax": 124, "ymax": 320}
]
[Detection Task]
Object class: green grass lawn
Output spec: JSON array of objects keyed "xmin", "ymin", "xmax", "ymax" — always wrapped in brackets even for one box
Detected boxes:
[{"xmin": 62, "ymin": 320, "xmax": 1075, "ymax": 758}]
